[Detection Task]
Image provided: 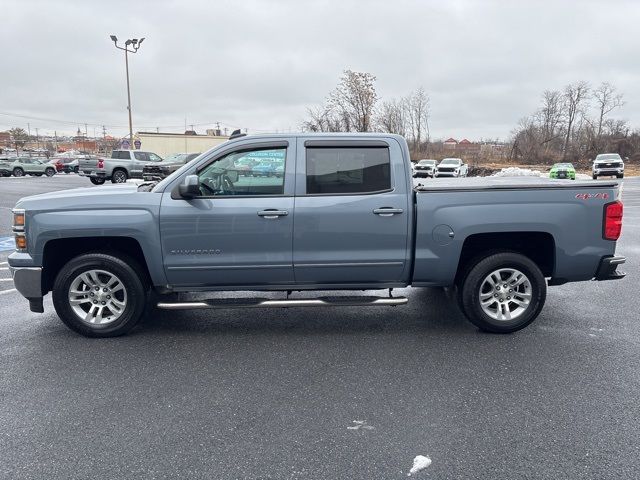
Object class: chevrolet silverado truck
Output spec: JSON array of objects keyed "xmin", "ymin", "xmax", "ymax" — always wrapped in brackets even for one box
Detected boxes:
[
  {"xmin": 8, "ymin": 133, "xmax": 626, "ymax": 337},
  {"xmin": 592, "ymin": 153, "xmax": 625, "ymax": 179},
  {"xmin": 79, "ymin": 149, "xmax": 163, "ymax": 185},
  {"xmin": 435, "ymin": 157, "xmax": 468, "ymax": 177}
]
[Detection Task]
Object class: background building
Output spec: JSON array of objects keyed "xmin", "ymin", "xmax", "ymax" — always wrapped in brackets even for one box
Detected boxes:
[{"xmin": 136, "ymin": 131, "xmax": 229, "ymax": 157}]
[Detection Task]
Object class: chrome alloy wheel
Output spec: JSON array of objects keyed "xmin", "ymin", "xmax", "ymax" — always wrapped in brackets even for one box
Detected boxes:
[
  {"xmin": 68, "ymin": 269, "xmax": 127, "ymax": 325},
  {"xmin": 479, "ymin": 268, "xmax": 532, "ymax": 321}
]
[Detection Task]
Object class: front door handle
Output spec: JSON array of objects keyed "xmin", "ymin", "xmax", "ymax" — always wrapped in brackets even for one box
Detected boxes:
[
  {"xmin": 373, "ymin": 208, "xmax": 404, "ymax": 216},
  {"xmin": 257, "ymin": 209, "xmax": 289, "ymax": 219}
]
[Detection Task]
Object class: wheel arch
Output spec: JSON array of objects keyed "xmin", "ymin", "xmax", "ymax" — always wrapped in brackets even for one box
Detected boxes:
[
  {"xmin": 42, "ymin": 236, "xmax": 153, "ymax": 294},
  {"xmin": 454, "ymin": 231, "xmax": 556, "ymax": 285}
]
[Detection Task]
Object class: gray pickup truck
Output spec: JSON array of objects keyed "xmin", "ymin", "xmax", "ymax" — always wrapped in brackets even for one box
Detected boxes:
[
  {"xmin": 9, "ymin": 133, "xmax": 626, "ymax": 337},
  {"xmin": 79, "ymin": 149, "xmax": 163, "ymax": 184}
]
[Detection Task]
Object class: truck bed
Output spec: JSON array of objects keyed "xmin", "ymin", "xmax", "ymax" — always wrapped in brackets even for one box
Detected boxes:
[
  {"xmin": 411, "ymin": 177, "xmax": 622, "ymax": 287},
  {"xmin": 414, "ymin": 176, "xmax": 619, "ymax": 191}
]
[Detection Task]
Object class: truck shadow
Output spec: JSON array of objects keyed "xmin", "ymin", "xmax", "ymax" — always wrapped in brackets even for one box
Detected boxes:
[{"xmin": 138, "ymin": 287, "xmax": 474, "ymax": 336}]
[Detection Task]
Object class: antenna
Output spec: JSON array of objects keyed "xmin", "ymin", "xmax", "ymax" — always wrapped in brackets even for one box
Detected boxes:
[{"xmin": 229, "ymin": 129, "xmax": 246, "ymax": 140}]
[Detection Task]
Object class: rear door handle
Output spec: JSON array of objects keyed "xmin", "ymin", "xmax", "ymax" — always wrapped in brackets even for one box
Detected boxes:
[
  {"xmin": 257, "ymin": 209, "xmax": 289, "ymax": 219},
  {"xmin": 373, "ymin": 208, "xmax": 404, "ymax": 216}
]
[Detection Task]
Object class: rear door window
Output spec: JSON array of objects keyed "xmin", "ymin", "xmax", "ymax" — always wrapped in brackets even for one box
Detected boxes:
[{"xmin": 305, "ymin": 147, "xmax": 391, "ymax": 195}]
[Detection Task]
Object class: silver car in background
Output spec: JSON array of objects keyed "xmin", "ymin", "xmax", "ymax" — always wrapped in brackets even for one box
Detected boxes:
[{"xmin": 592, "ymin": 153, "xmax": 624, "ymax": 179}]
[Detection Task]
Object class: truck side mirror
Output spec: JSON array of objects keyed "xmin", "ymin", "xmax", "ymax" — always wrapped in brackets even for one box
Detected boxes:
[{"xmin": 178, "ymin": 175, "xmax": 200, "ymax": 198}]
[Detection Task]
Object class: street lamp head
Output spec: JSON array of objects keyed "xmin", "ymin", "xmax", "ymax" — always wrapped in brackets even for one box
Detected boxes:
[
  {"xmin": 131, "ymin": 38, "xmax": 138, "ymax": 45},
  {"xmin": 110, "ymin": 35, "xmax": 117, "ymax": 43},
  {"xmin": 125, "ymin": 39, "xmax": 132, "ymax": 46},
  {"xmin": 138, "ymin": 37, "xmax": 145, "ymax": 46}
]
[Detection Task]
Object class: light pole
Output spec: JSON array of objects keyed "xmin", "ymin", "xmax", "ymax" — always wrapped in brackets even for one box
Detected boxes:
[{"xmin": 110, "ymin": 35, "xmax": 145, "ymax": 148}]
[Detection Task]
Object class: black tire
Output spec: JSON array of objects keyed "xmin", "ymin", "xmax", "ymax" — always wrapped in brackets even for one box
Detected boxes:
[
  {"xmin": 617, "ymin": 174, "xmax": 624, "ymax": 179},
  {"xmin": 52, "ymin": 252, "xmax": 148, "ymax": 337},
  {"xmin": 33, "ymin": 173, "xmax": 43, "ymax": 177},
  {"xmin": 90, "ymin": 177, "xmax": 106, "ymax": 185},
  {"xmin": 74, "ymin": 166, "xmax": 79, "ymax": 173},
  {"xmin": 460, "ymin": 252, "xmax": 546, "ymax": 333},
  {"xmin": 111, "ymin": 169, "xmax": 128, "ymax": 183},
  {"xmin": 13, "ymin": 167, "xmax": 24, "ymax": 177},
  {"xmin": 45, "ymin": 167, "xmax": 55, "ymax": 177},
  {"xmin": 592, "ymin": 175, "xmax": 597, "ymax": 180}
]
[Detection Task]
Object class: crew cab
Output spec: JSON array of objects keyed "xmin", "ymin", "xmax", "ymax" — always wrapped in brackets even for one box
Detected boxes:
[
  {"xmin": 436, "ymin": 158, "xmax": 468, "ymax": 177},
  {"xmin": 79, "ymin": 149, "xmax": 163, "ymax": 185},
  {"xmin": 413, "ymin": 159, "xmax": 437, "ymax": 178},
  {"xmin": 592, "ymin": 153, "xmax": 625, "ymax": 179},
  {"xmin": 8, "ymin": 133, "xmax": 625, "ymax": 338}
]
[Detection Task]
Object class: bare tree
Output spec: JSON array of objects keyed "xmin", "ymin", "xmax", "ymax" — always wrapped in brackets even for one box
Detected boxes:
[
  {"xmin": 328, "ymin": 70, "xmax": 378, "ymax": 132},
  {"xmin": 536, "ymin": 90, "xmax": 564, "ymax": 148},
  {"xmin": 377, "ymin": 98, "xmax": 407, "ymax": 136},
  {"xmin": 9, "ymin": 127, "xmax": 30, "ymax": 152},
  {"xmin": 593, "ymin": 82, "xmax": 624, "ymax": 141},
  {"xmin": 561, "ymin": 81, "xmax": 590, "ymax": 158},
  {"xmin": 406, "ymin": 87, "xmax": 430, "ymax": 149},
  {"xmin": 303, "ymin": 70, "xmax": 378, "ymax": 133}
]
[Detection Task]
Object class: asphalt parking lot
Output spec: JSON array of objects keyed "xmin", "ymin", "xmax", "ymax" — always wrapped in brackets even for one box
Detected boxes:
[{"xmin": 1, "ymin": 174, "xmax": 639, "ymax": 479}]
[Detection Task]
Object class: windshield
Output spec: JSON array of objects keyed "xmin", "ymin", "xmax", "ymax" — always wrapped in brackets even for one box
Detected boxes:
[
  {"xmin": 164, "ymin": 153, "xmax": 189, "ymax": 164},
  {"xmin": 440, "ymin": 159, "xmax": 461, "ymax": 165},
  {"xmin": 418, "ymin": 160, "xmax": 436, "ymax": 165},
  {"xmin": 595, "ymin": 154, "xmax": 621, "ymax": 161},
  {"xmin": 554, "ymin": 163, "xmax": 573, "ymax": 168}
]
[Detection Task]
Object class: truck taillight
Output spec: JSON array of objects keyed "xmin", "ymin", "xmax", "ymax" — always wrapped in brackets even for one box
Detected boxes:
[
  {"xmin": 603, "ymin": 201, "xmax": 623, "ymax": 241},
  {"xmin": 97, "ymin": 159, "xmax": 104, "ymax": 169}
]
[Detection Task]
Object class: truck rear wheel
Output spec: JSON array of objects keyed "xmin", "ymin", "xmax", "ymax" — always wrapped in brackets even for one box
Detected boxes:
[
  {"xmin": 52, "ymin": 253, "xmax": 148, "ymax": 337},
  {"xmin": 460, "ymin": 252, "xmax": 546, "ymax": 333},
  {"xmin": 111, "ymin": 169, "xmax": 128, "ymax": 183},
  {"xmin": 90, "ymin": 177, "xmax": 105, "ymax": 185}
]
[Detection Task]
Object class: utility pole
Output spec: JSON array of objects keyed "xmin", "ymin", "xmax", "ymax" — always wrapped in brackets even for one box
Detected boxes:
[
  {"xmin": 110, "ymin": 35, "xmax": 145, "ymax": 147},
  {"xmin": 35, "ymin": 128, "xmax": 39, "ymax": 149},
  {"xmin": 54, "ymin": 131, "xmax": 58, "ymax": 153}
]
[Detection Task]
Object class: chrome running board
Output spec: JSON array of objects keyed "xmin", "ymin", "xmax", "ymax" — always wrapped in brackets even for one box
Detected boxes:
[{"xmin": 157, "ymin": 295, "xmax": 408, "ymax": 310}]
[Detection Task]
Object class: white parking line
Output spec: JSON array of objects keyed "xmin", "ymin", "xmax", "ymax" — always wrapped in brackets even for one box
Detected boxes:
[
  {"xmin": 0, "ymin": 288, "xmax": 17, "ymax": 295},
  {"xmin": 0, "ymin": 278, "xmax": 13, "ymax": 282},
  {"xmin": 0, "ymin": 268, "xmax": 8, "ymax": 271},
  {"xmin": 0, "ymin": 262, "xmax": 7, "ymax": 265}
]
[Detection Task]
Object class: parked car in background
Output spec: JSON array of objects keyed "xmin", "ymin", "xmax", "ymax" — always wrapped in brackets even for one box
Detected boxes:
[
  {"xmin": 0, "ymin": 157, "xmax": 56, "ymax": 177},
  {"xmin": 142, "ymin": 153, "xmax": 200, "ymax": 181},
  {"xmin": 50, "ymin": 156, "xmax": 83, "ymax": 174},
  {"xmin": 79, "ymin": 150, "xmax": 164, "ymax": 185},
  {"xmin": 549, "ymin": 162, "xmax": 576, "ymax": 180},
  {"xmin": 435, "ymin": 158, "xmax": 468, "ymax": 177},
  {"xmin": 592, "ymin": 153, "xmax": 624, "ymax": 179},
  {"xmin": 413, "ymin": 159, "xmax": 438, "ymax": 178}
]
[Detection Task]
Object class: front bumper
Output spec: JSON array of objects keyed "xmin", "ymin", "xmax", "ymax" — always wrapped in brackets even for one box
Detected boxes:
[
  {"xmin": 9, "ymin": 266, "xmax": 44, "ymax": 312},
  {"xmin": 593, "ymin": 168, "xmax": 623, "ymax": 176},
  {"xmin": 413, "ymin": 170, "xmax": 434, "ymax": 177},
  {"xmin": 594, "ymin": 255, "xmax": 626, "ymax": 281}
]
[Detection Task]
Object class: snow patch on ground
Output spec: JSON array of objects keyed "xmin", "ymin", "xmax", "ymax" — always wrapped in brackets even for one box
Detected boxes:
[
  {"xmin": 491, "ymin": 167, "xmax": 543, "ymax": 177},
  {"xmin": 408, "ymin": 455, "xmax": 432, "ymax": 476}
]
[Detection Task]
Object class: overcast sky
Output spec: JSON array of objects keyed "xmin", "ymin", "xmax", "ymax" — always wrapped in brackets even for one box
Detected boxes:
[{"xmin": 1, "ymin": 0, "xmax": 638, "ymax": 140}]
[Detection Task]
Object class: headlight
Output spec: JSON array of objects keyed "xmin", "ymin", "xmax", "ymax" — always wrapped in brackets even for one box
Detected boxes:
[{"xmin": 12, "ymin": 208, "xmax": 27, "ymax": 251}]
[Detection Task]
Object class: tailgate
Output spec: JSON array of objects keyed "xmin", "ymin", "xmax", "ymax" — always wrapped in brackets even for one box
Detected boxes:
[{"xmin": 78, "ymin": 157, "xmax": 99, "ymax": 172}]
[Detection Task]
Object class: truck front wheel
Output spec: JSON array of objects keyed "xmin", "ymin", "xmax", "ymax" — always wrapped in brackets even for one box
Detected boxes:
[
  {"xmin": 52, "ymin": 253, "xmax": 148, "ymax": 337},
  {"xmin": 460, "ymin": 252, "xmax": 546, "ymax": 333}
]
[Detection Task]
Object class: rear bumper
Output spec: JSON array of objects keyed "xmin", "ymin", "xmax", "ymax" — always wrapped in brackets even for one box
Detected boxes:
[
  {"xmin": 594, "ymin": 255, "xmax": 626, "ymax": 281},
  {"xmin": 9, "ymin": 266, "xmax": 44, "ymax": 312}
]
